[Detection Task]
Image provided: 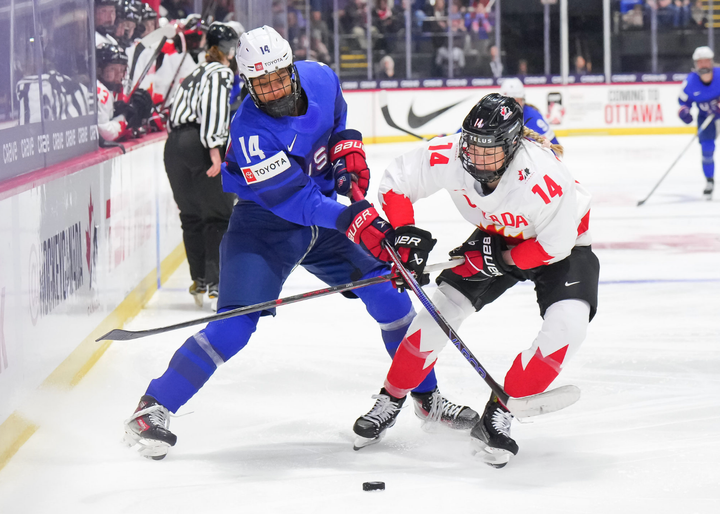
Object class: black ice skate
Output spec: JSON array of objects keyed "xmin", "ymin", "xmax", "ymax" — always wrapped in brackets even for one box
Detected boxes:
[
  {"xmin": 123, "ymin": 395, "xmax": 177, "ymax": 460},
  {"xmin": 353, "ymin": 389, "xmax": 406, "ymax": 450},
  {"xmin": 470, "ymin": 396, "xmax": 518, "ymax": 468},
  {"xmin": 189, "ymin": 279, "xmax": 207, "ymax": 307},
  {"xmin": 703, "ymin": 178, "xmax": 714, "ymax": 200},
  {"xmin": 411, "ymin": 387, "xmax": 479, "ymax": 431}
]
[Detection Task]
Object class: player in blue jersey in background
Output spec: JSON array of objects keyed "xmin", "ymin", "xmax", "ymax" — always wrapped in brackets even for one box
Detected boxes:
[
  {"xmin": 123, "ymin": 26, "xmax": 479, "ymax": 459},
  {"xmin": 678, "ymin": 45, "xmax": 719, "ymax": 200},
  {"xmin": 500, "ymin": 78, "xmax": 559, "ymax": 145}
]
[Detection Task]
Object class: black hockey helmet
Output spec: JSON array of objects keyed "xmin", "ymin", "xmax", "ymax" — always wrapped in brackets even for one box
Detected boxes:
[
  {"xmin": 207, "ymin": 22, "xmax": 239, "ymax": 58},
  {"xmin": 116, "ymin": 0, "xmax": 141, "ymax": 25},
  {"xmin": 140, "ymin": 2, "xmax": 158, "ymax": 21},
  {"xmin": 459, "ymin": 93, "xmax": 524, "ymax": 183},
  {"xmin": 96, "ymin": 43, "xmax": 129, "ymax": 68}
]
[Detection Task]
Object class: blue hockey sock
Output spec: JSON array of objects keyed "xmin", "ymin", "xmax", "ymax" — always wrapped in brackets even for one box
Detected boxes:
[{"xmin": 146, "ymin": 311, "xmax": 260, "ymax": 412}]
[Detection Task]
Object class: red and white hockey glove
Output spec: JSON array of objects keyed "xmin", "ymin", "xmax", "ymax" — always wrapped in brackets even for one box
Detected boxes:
[
  {"xmin": 336, "ymin": 200, "xmax": 395, "ymax": 261},
  {"xmin": 329, "ymin": 129, "xmax": 370, "ymax": 198},
  {"xmin": 449, "ymin": 230, "xmax": 510, "ymax": 281}
]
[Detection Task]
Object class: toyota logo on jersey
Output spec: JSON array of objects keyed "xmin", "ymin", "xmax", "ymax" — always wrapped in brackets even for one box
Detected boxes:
[{"xmin": 500, "ymin": 106, "xmax": 512, "ymax": 120}]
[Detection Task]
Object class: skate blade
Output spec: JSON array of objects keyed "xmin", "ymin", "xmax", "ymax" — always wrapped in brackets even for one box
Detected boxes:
[
  {"xmin": 123, "ymin": 428, "xmax": 171, "ymax": 460},
  {"xmin": 192, "ymin": 293, "xmax": 204, "ymax": 307},
  {"xmin": 470, "ymin": 438, "xmax": 513, "ymax": 468},
  {"xmin": 210, "ymin": 298, "xmax": 218, "ymax": 312},
  {"xmin": 353, "ymin": 432, "xmax": 385, "ymax": 451}
]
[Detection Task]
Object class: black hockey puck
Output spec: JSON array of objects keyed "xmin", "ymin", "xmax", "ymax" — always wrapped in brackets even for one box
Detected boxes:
[{"xmin": 362, "ymin": 481, "xmax": 385, "ymax": 491}]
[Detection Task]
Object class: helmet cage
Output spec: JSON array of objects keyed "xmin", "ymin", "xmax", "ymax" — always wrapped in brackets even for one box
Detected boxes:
[
  {"xmin": 243, "ymin": 64, "xmax": 302, "ymax": 118},
  {"xmin": 459, "ymin": 118, "xmax": 522, "ymax": 183}
]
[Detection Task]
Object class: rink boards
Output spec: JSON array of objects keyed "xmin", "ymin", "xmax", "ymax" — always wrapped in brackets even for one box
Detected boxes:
[
  {"xmin": 0, "ymin": 134, "xmax": 183, "ymax": 468},
  {"xmin": 344, "ymin": 81, "xmax": 697, "ymax": 143}
]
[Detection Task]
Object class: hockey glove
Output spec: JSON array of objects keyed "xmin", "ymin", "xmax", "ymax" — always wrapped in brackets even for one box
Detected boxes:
[
  {"xmin": 678, "ymin": 105, "xmax": 693, "ymax": 125},
  {"xmin": 127, "ymin": 89, "xmax": 153, "ymax": 129},
  {"xmin": 329, "ymin": 129, "xmax": 370, "ymax": 198},
  {"xmin": 392, "ymin": 225, "xmax": 437, "ymax": 291},
  {"xmin": 449, "ymin": 230, "xmax": 509, "ymax": 281},
  {"xmin": 336, "ymin": 200, "xmax": 395, "ymax": 262}
]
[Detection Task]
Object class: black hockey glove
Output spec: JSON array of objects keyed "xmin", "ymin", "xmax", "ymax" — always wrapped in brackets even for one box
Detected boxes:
[
  {"xmin": 393, "ymin": 225, "xmax": 437, "ymax": 291},
  {"xmin": 449, "ymin": 230, "xmax": 510, "ymax": 281},
  {"xmin": 126, "ymin": 89, "xmax": 153, "ymax": 129}
]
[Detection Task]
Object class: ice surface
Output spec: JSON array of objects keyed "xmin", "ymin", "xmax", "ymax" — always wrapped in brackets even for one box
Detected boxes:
[{"xmin": 1, "ymin": 135, "xmax": 718, "ymax": 513}]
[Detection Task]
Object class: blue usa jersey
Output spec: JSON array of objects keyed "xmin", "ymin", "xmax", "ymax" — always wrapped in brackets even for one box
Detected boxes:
[
  {"xmin": 222, "ymin": 61, "xmax": 347, "ymax": 229},
  {"xmin": 524, "ymin": 104, "xmax": 558, "ymax": 145},
  {"xmin": 679, "ymin": 68, "xmax": 720, "ymax": 118}
]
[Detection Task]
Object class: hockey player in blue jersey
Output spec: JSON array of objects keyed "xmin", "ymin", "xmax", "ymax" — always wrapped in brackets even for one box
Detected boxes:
[
  {"xmin": 123, "ymin": 26, "xmax": 479, "ymax": 459},
  {"xmin": 500, "ymin": 78, "xmax": 559, "ymax": 145},
  {"xmin": 678, "ymin": 45, "xmax": 719, "ymax": 200}
]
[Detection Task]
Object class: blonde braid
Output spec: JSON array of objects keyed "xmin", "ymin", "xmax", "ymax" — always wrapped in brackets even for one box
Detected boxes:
[{"xmin": 522, "ymin": 126, "xmax": 564, "ymax": 157}]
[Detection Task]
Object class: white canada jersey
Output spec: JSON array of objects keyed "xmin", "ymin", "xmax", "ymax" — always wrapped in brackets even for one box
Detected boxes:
[
  {"xmin": 97, "ymin": 80, "xmax": 128, "ymax": 142},
  {"xmin": 379, "ymin": 133, "xmax": 592, "ymax": 270}
]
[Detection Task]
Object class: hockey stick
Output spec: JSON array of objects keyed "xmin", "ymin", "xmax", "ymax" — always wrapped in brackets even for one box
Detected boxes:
[
  {"xmin": 379, "ymin": 90, "xmax": 429, "ymax": 141},
  {"xmin": 128, "ymin": 36, "xmax": 168, "ymax": 98},
  {"xmin": 637, "ymin": 114, "xmax": 715, "ymax": 206},
  {"xmin": 382, "ymin": 241, "xmax": 581, "ymax": 418},
  {"xmin": 96, "ymin": 259, "xmax": 462, "ymax": 342}
]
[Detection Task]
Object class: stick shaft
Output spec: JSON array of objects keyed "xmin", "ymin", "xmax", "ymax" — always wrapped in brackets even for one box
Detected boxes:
[
  {"xmin": 382, "ymin": 241, "xmax": 509, "ymax": 404},
  {"xmin": 638, "ymin": 114, "xmax": 714, "ymax": 206},
  {"xmin": 97, "ymin": 260, "xmax": 460, "ymax": 341}
]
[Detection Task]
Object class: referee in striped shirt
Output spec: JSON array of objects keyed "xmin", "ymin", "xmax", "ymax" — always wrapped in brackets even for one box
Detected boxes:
[{"xmin": 165, "ymin": 22, "xmax": 239, "ymax": 309}]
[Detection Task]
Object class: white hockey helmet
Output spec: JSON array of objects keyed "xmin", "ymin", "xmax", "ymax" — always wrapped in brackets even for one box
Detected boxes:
[
  {"xmin": 499, "ymin": 77, "xmax": 525, "ymax": 100},
  {"xmin": 235, "ymin": 25, "xmax": 301, "ymax": 117},
  {"xmin": 693, "ymin": 46, "xmax": 714, "ymax": 61},
  {"xmin": 236, "ymin": 25, "xmax": 293, "ymax": 78}
]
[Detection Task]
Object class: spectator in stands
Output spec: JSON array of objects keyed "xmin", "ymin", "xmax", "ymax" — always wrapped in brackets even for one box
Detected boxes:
[
  {"xmin": 574, "ymin": 54, "xmax": 591, "ymax": 75},
  {"xmin": 340, "ymin": 0, "xmax": 377, "ymax": 51},
  {"xmin": 435, "ymin": 1, "xmax": 468, "ymax": 76},
  {"xmin": 377, "ymin": 54, "xmax": 396, "ymax": 79},
  {"xmin": 478, "ymin": 43, "xmax": 503, "ymax": 78},
  {"xmin": 517, "ymin": 58, "xmax": 528, "ymax": 76},
  {"xmin": 622, "ymin": 3, "xmax": 645, "ymax": 29},
  {"xmin": 673, "ymin": 0, "xmax": 693, "ymax": 27},
  {"xmin": 689, "ymin": 0, "xmax": 706, "ymax": 27},
  {"xmin": 311, "ymin": 10, "xmax": 332, "ymax": 52}
]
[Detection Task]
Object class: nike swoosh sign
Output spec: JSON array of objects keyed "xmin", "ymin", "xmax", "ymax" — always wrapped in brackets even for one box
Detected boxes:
[
  {"xmin": 565, "ymin": 281, "xmax": 580, "ymax": 287},
  {"xmin": 287, "ymin": 134, "xmax": 298, "ymax": 152},
  {"xmin": 407, "ymin": 99, "xmax": 467, "ymax": 129}
]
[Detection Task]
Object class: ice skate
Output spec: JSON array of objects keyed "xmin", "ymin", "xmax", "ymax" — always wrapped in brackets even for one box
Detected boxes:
[
  {"xmin": 703, "ymin": 178, "xmax": 714, "ymax": 200},
  {"xmin": 208, "ymin": 283, "xmax": 219, "ymax": 312},
  {"xmin": 189, "ymin": 279, "xmax": 207, "ymax": 307},
  {"xmin": 411, "ymin": 387, "xmax": 479, "ymax": 432},
  {"xmin": 353, "ymin": 389, "xmax": 405, "ymax": 450},
  {"xmin": 470, "ymin": 396, "xmax": 518, "ymax": 468},
  {"xmin": 124, "ymin": 395, "xmax": 177, "ymax": 460}
]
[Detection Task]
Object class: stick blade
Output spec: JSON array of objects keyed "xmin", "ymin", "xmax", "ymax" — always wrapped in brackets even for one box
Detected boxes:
[
  {"xmin": 505, "ymin": 385, "xmax": 581, "ymax": 418},
  {"xmin": 96, "ymin": 328, "xmax": 149, "ymax": 341}
]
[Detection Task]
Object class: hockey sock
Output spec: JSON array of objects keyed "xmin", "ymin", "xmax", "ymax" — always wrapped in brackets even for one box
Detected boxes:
[
  {"xmin": 146, "ymin": 311, "xmax": 260, "ymax": 412},
  {"xmin": 384, "ymin": 330, "xmax": 437, "ymax": 399},
  {"xmin": 700, "ymin": 140, "xmax": 714, "ymax": 180},
  {"xmin": 504, "ymin": 300, "xmax": 589, "ymax": 398}
]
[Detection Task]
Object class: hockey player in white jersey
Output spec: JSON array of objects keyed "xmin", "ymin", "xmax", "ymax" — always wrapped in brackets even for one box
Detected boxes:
[
  {"xmin": 353, "ymin": 93, "xmax": 599, "ymax": 468},
  {"xmin": 96, "ymin": 44, "xmax": 152, "ymax": 142}
]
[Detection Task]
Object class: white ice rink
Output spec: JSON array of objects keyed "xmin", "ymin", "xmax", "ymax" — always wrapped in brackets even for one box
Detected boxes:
[{"xmin": 1, "ymin": 135, "xmax": 719, "ymax": 513}]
